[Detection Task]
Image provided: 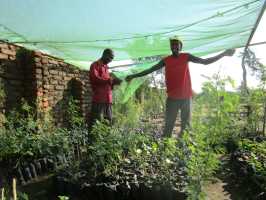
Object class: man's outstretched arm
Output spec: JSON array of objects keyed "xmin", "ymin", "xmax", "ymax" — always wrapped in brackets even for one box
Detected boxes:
[
  {"xmin": 188, "ymin": 49, "xmax": 235, "ymax": 65},
  {"xmin": 125, "ymin": 60, "xmax": 165, "ymax": 81}
]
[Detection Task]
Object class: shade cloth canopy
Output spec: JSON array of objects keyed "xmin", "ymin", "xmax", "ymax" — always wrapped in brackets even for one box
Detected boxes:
[{"xmin": 0, "ymin": 0, "xmax": 265, "ymax": 69}]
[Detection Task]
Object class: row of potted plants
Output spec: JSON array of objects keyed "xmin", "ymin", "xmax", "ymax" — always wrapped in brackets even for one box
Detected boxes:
[{"xmin": 231, "ymin": 137, "xmax": 266, "ymax": 199}]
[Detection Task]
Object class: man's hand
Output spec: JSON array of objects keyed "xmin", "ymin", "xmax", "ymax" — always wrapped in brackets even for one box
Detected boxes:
[
  {"xmin": 224, "ymin": 49, "xmax": 235, "ymax": 56},
  {"xmin": 110, "ymin": 73, "xmax": 122, "ymax": 85},
  {"xmin": 125, "ymin": 75, "xmax": 134, "ymax": 82},
  {"xmin": 112, "ymin": 77, "xmax": 122, "ymax": 85}
]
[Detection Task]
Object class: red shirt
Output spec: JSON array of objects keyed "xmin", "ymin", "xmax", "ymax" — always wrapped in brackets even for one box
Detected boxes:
[
  {"xmin": 164, "ymin": 53, "xmax": 192, "ymax": 99},
  {"xmin": 89, "ymin": 60, "xmax": 112, "ymax": 103}
]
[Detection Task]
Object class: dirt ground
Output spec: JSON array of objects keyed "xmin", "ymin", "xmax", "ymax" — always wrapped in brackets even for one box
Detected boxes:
[
  {"xmin": 204, "ymin": 171, "xmax": 259, "ymax": 200},
  {"xmin": 204, "ymin": 178, "xmax": 244, "ymax": 200}
]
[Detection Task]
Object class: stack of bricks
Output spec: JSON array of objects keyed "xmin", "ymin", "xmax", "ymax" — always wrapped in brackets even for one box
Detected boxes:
[{"xmin": 0, "ymin": 42, "xmax": 91, "ymax": 127}]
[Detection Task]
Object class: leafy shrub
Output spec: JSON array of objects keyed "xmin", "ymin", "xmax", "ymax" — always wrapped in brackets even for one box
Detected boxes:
[
  {"xmin": 238, "ymin": 139, "xmax": 266, "ymax": 177},
  {"xmin": 66, "ymin": 96, "xmax": 85, "ymax": 128},
  {"xmin": 66, "ymin": 121, "xmax": 187, "ymax": 192},
  {"xmin": 0, "ymin": 100, "xmax": 76, "ymax": 165},
  {"xmin": 244, "ymin": 89, "xmax": 266, "ymax": 135},
  {"xmin": 193, "ymin": 74, "xmax": 242, "ymax": 148},
  {"xmin": 113, "ymin": 98, "xmax": 143, "ymax": 130}
]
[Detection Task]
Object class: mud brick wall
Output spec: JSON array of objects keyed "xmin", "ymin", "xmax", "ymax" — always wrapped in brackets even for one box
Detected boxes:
[
  {"xmin": 0, "ymin": 43, "xmax": 24, "ymax": 113},
  {"xmin": 34, "ymin": 52, "xmax": 91, "ymax": 126},
  {"xmin": 0, "ymin": 42, "xmax": 92, "ymax": 126}
]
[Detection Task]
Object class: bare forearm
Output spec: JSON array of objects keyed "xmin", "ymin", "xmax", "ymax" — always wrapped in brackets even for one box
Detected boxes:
[
  {"xmin": 128, "ymin": 60, "xmax": 165, "ymax": 79},
  {"xmin": 201, "ymin": 52, "xmax": 227, "ymax": 65},
  {"xmin": 131, "ymin": 68, "xmax": 156, "ymax": 78},
  {"xmin": 189, "ymin": 49, "xmax": 234, "ymax": 65}
]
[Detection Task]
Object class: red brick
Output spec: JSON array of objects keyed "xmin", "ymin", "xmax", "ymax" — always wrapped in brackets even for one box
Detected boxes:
[
  {"xmin": 1, "ymin": 48, "xmax": 16, "ymax": 56},
  {"xmin": 49, "ymin": 70, "xmax": 58, "ymax": 75},
  {"xmin": 9, "ymin": 55, "xmax": 16, "ymax": 60},
  {"xmin": 59, "ymin": 62, "xmax": 67, "ymax": 67},
  {"xmin": 43, "ymin": 101, "xmax": 49, "ymax": 108},
  {"xmin": 0, "ymin": 43, "xmax": 9, "ymax": 49},
  {"xmin": 37, "ymin": 90, "xmax": 43, "ymax": 97},
  {"xmin": 41, "ymin": 58, "xmax": 49, "ymax": 64},
  {"xmin": 43, "ymin": 71, "xmax": 49, "ymax": 76},
  {"xmin": 48, "ymin": 59, "xmax": 59, "ymax": 65},
  {"xmin": 36, "ymin": 80, "xmax": 42, "ymax": 87},
  {"xmin": 36, "ymin": 68, "xmax": 42, "ymax": 74},
  {"xmin": 43, "ymin": 97, "xmax": 48, "ymax": 102},
  {"xmin": 55, "ymin": 85, "xmax": 64, "ymax": 90},
  {"xmin": 9, "ymin": 45, "xmax": 17, "ymax": 51},
  {"xmin": 35, "ymin": 62, "xmax": 42, "ymax": 67},
  {"xmin": 50, "ymin": 80, "xmax": 58, "ymax": 85},
  {"xmin": 36, "ymin": 74, "xmax": 42, "ymax": 79},
  {"xmin": 34, "ymin": 51, "xmax": 43, "ymax": 57},
  {"xmin": 52, "ymin": 76, "xmax": 61, "ymax": 80},
  {"xmin": 34, "ymin": 57, "xmax": 41, "ymax": 62},
  {"xmin": 43, "ymin": 84, "xmax": 51, "ymax": 89},
  {"xmin": 0, "ymin": 53, "xmax": 8, "ymax": 59}
]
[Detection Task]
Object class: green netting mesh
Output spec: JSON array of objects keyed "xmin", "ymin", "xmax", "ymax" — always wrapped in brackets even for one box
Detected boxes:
[
  {"xmin": 0, "ymin": 0, "xmax": 264, "ymax": 63},
  {"xmin": 0, "ymin": 0, "xmax": 265, "ymax": 102},
  {"xmin": 112, "ymin": 61, "xmax": 157, "ymax": 103}
]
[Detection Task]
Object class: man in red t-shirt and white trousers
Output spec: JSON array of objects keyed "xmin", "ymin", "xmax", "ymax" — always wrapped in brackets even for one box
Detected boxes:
[
  {"xmin": 89, "ymin": 48, "xmax": 122, "ymax": 133},
  {"xmin": 126, "ymin": 37, "xmax": 235, "ymax": 137}
]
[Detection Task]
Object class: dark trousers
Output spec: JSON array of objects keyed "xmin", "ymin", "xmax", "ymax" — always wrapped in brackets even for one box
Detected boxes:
[
  {"xmin": 88, "ymin": 102, "xmax": 112, "ymax": 133},
  {"xmin": 163, "ymin": 98, "xmax": 192, "ymax": 137}
]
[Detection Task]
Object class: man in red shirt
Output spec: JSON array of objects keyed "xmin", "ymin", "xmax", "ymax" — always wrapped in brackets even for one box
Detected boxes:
[
  {"xmin": 126, "ymin": 37, "xmax": 235, "ymax": 137},
  {"xmin": 89, "ymin": 48, "xmax": 121, "ymax": 132}
]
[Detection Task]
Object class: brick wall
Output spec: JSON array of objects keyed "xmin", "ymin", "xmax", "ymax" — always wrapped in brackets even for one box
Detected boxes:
[
  {"xmin": 0, "ymin": 43, "xmax": 23, "ymax": 113},
  {"xmin": 0, "ymin": 42, "xmax": 92, "ymax": 126}
]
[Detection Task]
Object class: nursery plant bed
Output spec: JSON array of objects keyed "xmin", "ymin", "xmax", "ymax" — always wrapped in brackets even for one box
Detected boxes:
[
  {"xmin": 229, "ymin": 138, "xmax": 266, "ymax": 199},
  {"xmin": 53, "ymin": 175, "xmax": 187, "ymax": 200},
  {"xmin": 19, "ymin": 174, "xmax": 55, "ymax": 200}
]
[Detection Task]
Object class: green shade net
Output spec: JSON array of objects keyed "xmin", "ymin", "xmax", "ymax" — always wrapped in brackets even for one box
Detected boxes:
[
  {"xmin": 112, "ymin": 61, "xmax": 158, "ymax": 103},
  {"xmin": 0, "ymin": 0, "xmax": 265, "ymax": 102}
]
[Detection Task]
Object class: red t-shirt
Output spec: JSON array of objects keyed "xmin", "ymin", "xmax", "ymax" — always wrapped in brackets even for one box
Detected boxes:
[
  {"xmin": 164, "ymin": 53, "xmax": 192, "ymax": 99},
  {"xmin": 89, "ymin": 60, "xmax": 112, "ymax": 103}
]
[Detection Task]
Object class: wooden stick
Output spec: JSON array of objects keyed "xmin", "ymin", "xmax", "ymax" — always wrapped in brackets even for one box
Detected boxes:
[
  {"xmin": 1, "ymin": 188, "xmax": 5, "ymax": 200},
  {"xmin": 12, "ymin": 178, "xmax": 17, "ymax": 200}
]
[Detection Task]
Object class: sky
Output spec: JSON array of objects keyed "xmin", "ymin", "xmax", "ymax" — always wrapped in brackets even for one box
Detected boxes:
[{"xmin": 189, "ymin": 12, "xmax": 266, "ymax": 93}]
